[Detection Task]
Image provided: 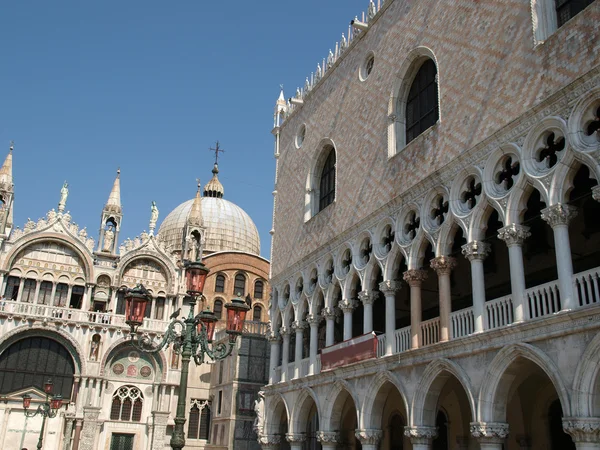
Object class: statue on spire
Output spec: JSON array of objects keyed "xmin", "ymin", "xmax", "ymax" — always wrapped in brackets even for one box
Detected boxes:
[
  {"xmin": 58, "ymin": 181, "xmax": 69, "ymax": 213},
  {"xmin": 149, "ymin": 201, "xmax": 159, "ymax": 235}
]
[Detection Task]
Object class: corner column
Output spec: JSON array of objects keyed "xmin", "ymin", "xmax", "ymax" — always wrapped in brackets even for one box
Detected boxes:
[
  {"xmin": 430, "ymin": 256, "xmax": 456, "ymax": 342},
  {"xmin": 286, "ymin": 433, "xmax": 306, "ymax": 450},
  {"xmin": 317, "ymin": 431, "xmax": 340, "ymax": 450},
  {"xmin": 498, "ymin": 224, "xmax": 531, "ymax": 323},
  {"xmin": 379, "ymin": 280, "xmax": 401, "ymax": 355},
  {"xmin": 322, "ymin": 307, "xmax": 335, "ymax": 346},
  {"xmin": 339, "ymin": 298, "xmax": 355, "ymax": 341},
  {"xmin": 307, "ymin": 313, "xmax": 320, "ymax": 375},
  {"xmin": 358, "ymin": 290, "xmax": 375, "ymax": 333},
  {"xmin": 33, "ymin": 281, "xmax": 42, "ymax": 304},
  {"xmin": 267, "ymin": 332, "xmax": 281, "ymax": 384},
  {"xmin": 470, "ymin": 422, "xmax": 509, "ymax": 450},
  {"xmin": 151, "ymin": 411, "xmax": 170, "ymax": 450},
  {"xmin": 356, "ymin": 429, "xmax": 382, "ymax": 450},
  {"xmin": 563, "ymin": 418, "xmax": 600, "ymax": 450},
  {"xmin": 404, "ymin": 426, "xmax": 438, "ymax": 450},
  {"xmin": 403, "ymin": 269, "xmax": 428, "ymax": 349},
  {"xmin": 78, "ymin": 407, "xmax": 103, "ymax": 450},
  {"xmin": 462, "ymin": 241, "xmax": 491, "ymax": 333},
  {"xmin": 541, "ymin": 204, "xmax": 578, "ymax": 311},
  {"xmin": 280, "ymin": 326, "xmax": 291, "ymax": 382},
  {"xmin": 62, "ymin": 414, "xmax": 76, "ymax": 450}
]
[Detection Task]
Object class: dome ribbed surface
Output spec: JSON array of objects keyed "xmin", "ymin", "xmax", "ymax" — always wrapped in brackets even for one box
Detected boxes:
[{"xmin": 158, "ymin": 197, "xmax": 260, "ymax": 255}]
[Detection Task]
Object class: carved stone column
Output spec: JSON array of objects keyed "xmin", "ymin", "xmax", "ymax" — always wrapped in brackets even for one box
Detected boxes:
[
  {"xmin": 62, "ymin": 413, "xmax": 76, "ymax": 450},
  {"xmin": 280, "ymin": 326, "xmax": 291, "ymax": 382},
  {"xmin": 470, "ymin": 422, "xmax": 509, "ymax": 450},
  {"xmin": 293, "ymin": 320, "xmax": 307, "ymax": 378},
  {"xmin": 322, "ymin": 306, "xmax": 336, "ymax": 347},
  {"xmin": 267, "ymin": 332, "xmax": 281, "ymax": 384},
  {"xmin": 356, "ymin": 428, "xmax": 383, "ymax": 450},
  {"xmin": 151, "ymin": 411, "xmax": 170, "ymax": 450},
  {"xmin": 71, "ymin": 418, "xmax": 83, "ymax": 450},
  {"xmin": 258, "ymin": 434, "xmax": 282, "ymax": 450},
  {"xmin": 16, "ymin": 278, "xmax": 24, "ymax": 302},
  {"xmin": 430, "ymin": 256, "xmax": 456, "ymax": 342},
  {"xmin": 379, "ymin": 280, "xmax": 401, "ymax": 355},
  {"xmin": 33, "ymin": 280, "xmax": 42, "ymax": 305},
  {"xmin": 307, "ymin": 313, "xmax": 321, "ymax": 375},
  {"xmin": 339, "ymin": 298, "xmax": 355, "ymax": 340},
  {"xmin": 78, "ymin": 407, "xmax": 102, "ymax": 450},
  {"xmin": 498, "ymin": 224, "xmax": 531, "ymax": 323},
  {"xmin": 462, "ymin": 241, "xmax": 491, "ymax": 333},
  {"xmin": 358, "ymin": 290, "xmax": 375, "ymax": 333},
  {"xmin": 404, "ymin": 426, "xmax": 438, "ymax": 450},
  {"xmin": 563, "ymin": 418, "xmax": 600, "ymax": 449},
  {"xmin": 403, "ymin": 269, "xmax": 428, "ymax": 349},
  {"xmin": 286, "ymin": 433, "xmax": 307, "ymax": 450},
  {"xmin": 541, "ymin": 204, "xmax": 578, "ymax": 311},
  {"xmin": 317, "ymin": 431, "xmax": 341, "ymax": 450}
]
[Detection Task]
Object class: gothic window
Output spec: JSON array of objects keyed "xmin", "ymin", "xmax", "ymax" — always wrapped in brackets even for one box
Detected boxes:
[
  {"xmin": 70, "ymin": 285, "xmax": 84, "ymax": 309},
  {"xmin": 116, "ymin": 289, "xmax": 126, "ymax": 315},
  {"xmin": 54, "ymin": 283, "xmax": 69, "ymax": 307},
  {"xmin": 39, "ymin": 281, "xmax": 53, "ymax": 305},
  {"xmin": 234, "ymin": 273, "xmax": 246, "ymax": 297},
  {"xmin": 319, "ymin": 147, "xmax": 336, "ymax": 212},
  {"xmin": 215, "ymin": 274, "xmax": 225, "ymax": 293},
  {"xmin": 154, "ymin": 297, "xmax": 165, "ymax": 320},
  {"xmin": 555, "ymin": 0, "xmax": 594, "ymax": 27},
  {"xmin": 110, "ymin": 386, "xmax": 143, "ymax": 422},
  {"xmin": 253, "ymin": 305, "xmax": 262, "ymax": 322},
  {"xmin": 254, "ymin": 280, "xmax": 264, "ymax": 299},
  {"xmin": 22, "ymin": 279, "xmax": 36, "ymax": 303},
  {"xmin": 188, "ymin": 400, "xmax": 211, "ymax": 440},
  {"xmin": 0, "ymin": 337, "xmax": 75, "ymax": 398},
  {"xmin": 4, "ymin": 276, "xmax": 19, "ymax": 300},
  {"xmin": 214, "ymin": 299, "xmax": 223, "ymax": 319},
  {"xmin": 406, "ymin": 59, "xmax": 439, "ymax": 144}
]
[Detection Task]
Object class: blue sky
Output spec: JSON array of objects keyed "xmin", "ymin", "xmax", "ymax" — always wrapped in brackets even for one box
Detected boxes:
[{"xmin": 0, "ymin": 0, "xmax": 369, "ymax": 258}]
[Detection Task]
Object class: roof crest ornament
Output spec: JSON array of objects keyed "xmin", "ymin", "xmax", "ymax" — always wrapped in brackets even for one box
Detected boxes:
[
  {"xmin": 58, "ymin": 181, "xmax": 69, "ymax": 214},
  {"xmin": 209, "ymin": 141, "xmax": 225, "ymax": 165},
  {"xmin": 149, "ymin": 201, "xmax": 159, "ymax": 235}
]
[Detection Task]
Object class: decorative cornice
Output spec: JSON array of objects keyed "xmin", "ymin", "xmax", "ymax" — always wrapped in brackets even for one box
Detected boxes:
[
  {"xmin": 355, "ymin": 429, "xmax": 383, "ymax": 444},
  {"xmin": 470, "ymin": 422, "xmax": 509, "ymax": 441},
  {"xmin": 497, "ymin": 224, "xmax": 531, "ymax": 247},
  {"xmin": 562, "ymin": 418, "xmax": 600, "ymax": 442},
  {"xmin": 316, "ymin": 431, "xmax": 341, "ymax": 444},
  {"xmin": 286, "ymin": 433, "xmax": 307, "ymax": 443},
  {"xmin": 403, "ymin": 269, "xmax": 428, "ymax": 286},
  {"xmin": 379, "ymin": 280, "xmax": 401, "ymax": 295},
  {"xmin": 430, "ymin": 255, "xmax": 457, "ymax": 275},
  {"xmin": 541, "ymin": 204, "xmax": 578, "ymax": 228},
  {"xmin": 461, "ymin": 241, "xmax": 491, "ymax": 261}
]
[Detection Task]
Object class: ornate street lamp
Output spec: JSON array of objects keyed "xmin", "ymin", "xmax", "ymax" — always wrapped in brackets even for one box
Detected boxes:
[
  {"xmin": 22, "ymin": 379, "xmax": 64, "ymax": 450},
  {"xmin": 124, "ymin": 257, "xmax": 249, "ymax": 450}
]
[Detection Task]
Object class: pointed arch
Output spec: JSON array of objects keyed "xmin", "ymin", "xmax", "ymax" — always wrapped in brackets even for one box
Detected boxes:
[
  {"xmin": 265, "ymin": 392, "xmax": 291, "ymax": 435},
  {"xmin": 290, "ymin": 387, "xmax": 322, "ymax": 434},
  {"xmin": 408, "ymin": 231, "xmax": 434, "ymax": 269},
  {"xmin": 383, "ymin": 243, "xmax": 407, "ymax": 281},
  {"xmin": 572, "ymin": 331, "xmax": 600, "ymax": 417},
  {"xmin": 361, "ymin": 370, "xmax": 410, "ymax": 429},
  {"xmin": 477, "ymin": 343, "xmax": 571, "ymax": 422},
  {"xmin": 321, "ymin": 379, "xmax": 360, "ymax": 432},
  {"xmin": 411, "ymin": 358, "xmax": 476, "ymax": 427}
]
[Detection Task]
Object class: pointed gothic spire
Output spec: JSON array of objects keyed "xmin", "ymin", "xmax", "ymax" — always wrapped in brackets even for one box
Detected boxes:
[
  {"xmin": 276, "ymin": 85, "xmax": 286, "ymax": 106},
  {"xmin": 105, "ymin": 168, "xmax": 122, "ymax": 213},
  {"xmin": 0, "ymin": 142, "xmax": 14, "ymax": 187},
  {"xmin": 188, "ymin": 179, "xmax": 203, "ymax": 226}
]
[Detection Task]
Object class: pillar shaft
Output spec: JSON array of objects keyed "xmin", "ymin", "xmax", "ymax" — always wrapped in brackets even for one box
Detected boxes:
[
  {"xmin": 380, "ymin": 281, "xmax": 401, "ymax": 355},
  {"xmin": 498, "ymin": 224, "xmax": 530, "ymax": 323},
  {"xmin": 431, "ymin": 256, "xmax": 456, "ymax": 342},
  {"xmin": 323, "ymin": 307, "xmax": 335, "ymax": 347},
  {"xmin": 403, "ymin": 270, "xmax": 427, "ymax": 349},
  {"xmin": 340, "ymin": 299, "xmax": 354, "ymax": 340},
  {"xmin": 462, "ymin": 241, "xmax": 491, "ymax": 333}
]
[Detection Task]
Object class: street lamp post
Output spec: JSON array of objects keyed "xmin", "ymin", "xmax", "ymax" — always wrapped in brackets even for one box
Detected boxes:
[
  {"xmin": 22, "ymin": 379, "xmax": 63, "ymax": 450},
  {"xmin": 124, "ymin": 258, "xmax": 250, "ymax": 450}
]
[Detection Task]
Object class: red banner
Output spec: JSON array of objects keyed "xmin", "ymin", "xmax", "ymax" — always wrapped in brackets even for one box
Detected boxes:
[{"xmin": 321, "ymin": 332, "xmax": 378, "ymax": 371}]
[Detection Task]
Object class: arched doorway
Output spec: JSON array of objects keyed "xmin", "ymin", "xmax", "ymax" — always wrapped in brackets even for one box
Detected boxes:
[
  {"xmin": 330, "ymin": 388, "xmax": 360, "ymax": 449},
  {"xmin": 295, "ymin": 391, "xmax": 322, "ymax": 450},
  {"xmin": 366, "ymin": 379, "xmax": 409, "ymax": 450}
]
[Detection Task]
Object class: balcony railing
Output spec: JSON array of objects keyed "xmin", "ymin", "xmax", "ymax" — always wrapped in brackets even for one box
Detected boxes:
[{"xmin": 271, "ymin": 266, "xmax": 600, "ymax": 383}]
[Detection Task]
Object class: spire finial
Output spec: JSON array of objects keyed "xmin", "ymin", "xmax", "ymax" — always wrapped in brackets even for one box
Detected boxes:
[
  {"xmin": 9, "ymin": 141, "xmax": 14, "ymax": 152},
  {"xmin": 209, "ymin": 141, "xmax": 225, "ymax": 165},
  {"xmin": 196, "ymin": 178, "xmax": 201, "ymax": 191},
  {"xmin": 117, "ymin": 167, "xmax": 121, "ymax": 177}
]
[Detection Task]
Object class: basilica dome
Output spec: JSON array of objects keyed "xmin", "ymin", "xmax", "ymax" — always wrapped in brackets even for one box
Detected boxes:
[{"xmin": 157, "ymin": 165, "xmax": 260, "ymax": 256}]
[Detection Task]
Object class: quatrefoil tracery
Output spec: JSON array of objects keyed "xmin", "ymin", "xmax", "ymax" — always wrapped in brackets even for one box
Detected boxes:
[
  {"xmin": 461, "ymin": 177, "xmax": 482, "ymax": 210},
  {"xmin": 494, "ymin": 156, "xmax": 520, "ymax": 192},
  {"xmin": 587, "ymin": 106, "xmax": 600, "ymax": 138},
  {"xmin": 404, "ymin": 211, "xmax": 420, "ymax": 240},
  {"xmin": 536, "ymin": 132, "xmax": 565, "ymax": 169},
  {"xmin": 431, "ymin": 195, "xmax": 449, "ymax": 226}
]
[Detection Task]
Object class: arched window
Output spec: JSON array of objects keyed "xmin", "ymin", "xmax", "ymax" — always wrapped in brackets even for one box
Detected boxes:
[
  {"xmin": 22, "ymin": 279, "xmax": 36, "ymax": 303},
  {"xmin": 110, "ymin": 386, "xmax": 143, "ymax": 422},
  {"xmin": 0, "ymin": 337, "xmax": 75, "ymax": 398},
  {"xmin": 215, "ymin": 274, "xmax": 225, "ymax": 293},
  {"xmin": 214, "ymin": 299, "xmax": 223, "ymax": 319},
  {"xmin": 234, "ymin": 273, "xmax": 246, "ymax": 297},
  {"xmin": 254, "ymin": 280, "xmax": 264, "ymax": 299},
  {"xmin": 556, "ymin": 0, "xmax": 594, "ymax": 27},
  {"xmin": 4, "ymin": 276, "xmax": 19, "ymax": 300},
  {"xmin": 38, "ymin": 281, "xmax": 53, "ymax": 305},
  {"xmin": 188, "ymin": 400, "xmax": 211, "ymax": 440},
  {"xmin": 319, "ymin": 148, "xmax": 336, "ymax": 212},
  {"xmin": 406, "ymin": 59, "xmax": 439, "ymax": 144},
  {"xmin": 253, "ymin": 305, "xmax": 262, "ymax": 322},
  {"xmin": 116, "ymin": 289, "xmax": 126, "ymax": 315},
  {"xmin": 54, "ymin": 283, "xmax": 69, "ymax": 307}
]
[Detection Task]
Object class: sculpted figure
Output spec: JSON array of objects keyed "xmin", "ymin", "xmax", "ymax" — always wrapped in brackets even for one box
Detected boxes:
[
  {"xmin": 149, "ymin": 201, "xmax": 159, "ymax": 233},
  {"xmin": 253, "ymin": 391, "xmax": 265, "ymax": 435},
  {"xmin": 103, "ymin": 225, "xmax": 115, "ymax": 252},
  {"xmin": 58, "ymin": 181, "xmax": 69, "ymax": 212}
]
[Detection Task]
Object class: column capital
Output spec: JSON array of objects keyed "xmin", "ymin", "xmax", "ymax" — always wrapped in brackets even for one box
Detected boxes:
[
  {"xmin": 358, "ymin": 290, "xmax": 375, "ymax": 305},
  {"xmin": 267, "ymin": 332, "xmax": 281, "ymax": 343},
  {"xmin": 279, "ymin": 326, "xmax": 293, "ymax": 337},
  {"xmin": 497, "ymin": 224, "xmax": 531, "ymax": 247},
  {"xmin": 404, "ymin": 426, "xmax": 438, "ymax": 444},
  {"xmin": 403, "ymin": 269, "xmax": 428, "ymax": 287},
  {"xmin": 292, "ymin": 320, "xmax": 308, "ymax": 331},
  {"xmin": 562, "ymin": 417, "xmax": 600, "ymax": 443},
  {"xmin": 462, "ymin": 241, "xmax": 491, "ymax": 261},
  {"xmin": 541, "ymin": 203, "xmax": 578, "ymax": 228},
  {"xmin": 285, "ymin": 433, "xmax": 307, "ymax": 443},
  {"xmin": 430, "ymin": 255, "xmax": 457, "ymax": 274},
  {"xmin": 379, "ymin": 280, "xmax": 401, "ymax": 295},
  {"xmin": 306, "ymin": 313, "xmax": 321, "ymax": 325},
  {"xmin": 258, "ymin": 434, "xmax": 282, "ymax": 448},
  {"xmin": 316, "ymin": 431, "xmax": 341, "ymax": 444},
  {"xmin": 321, "ymin": 306, "xmax": 336, "ymax": 320},
  {"xmin": 339, "ymin": 299, "xmax": 355, "ymax": 313},
  {"xmin": 470, "ymin": 422, "xmax": 509, "ymax": 443},
  {"xmin": 593, "ymin": 185, "xmax": 600, "ymax": 202},
  {"xmin": 355, "ymin": 429, "xmax": 382, "ymax": 445}
]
